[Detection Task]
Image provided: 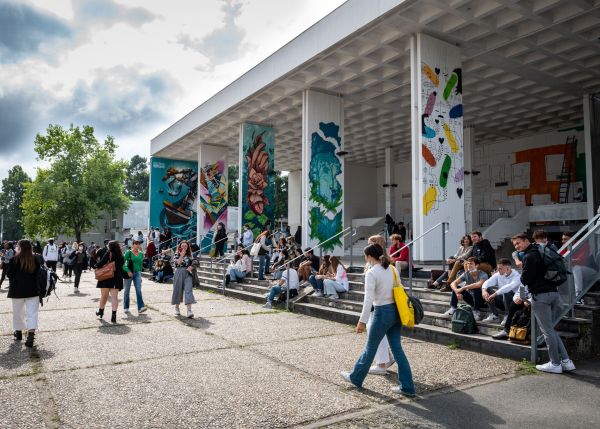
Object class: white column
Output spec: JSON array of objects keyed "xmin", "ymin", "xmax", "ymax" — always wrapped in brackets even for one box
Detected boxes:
[
  {"xmin": 302, "ymin": 89, "xmax": 344, "ymax": 255},
  {"xmin": 411, "ymin": 33, "xmax": 464, "ymax": 261},
  {"xmin": 463, "ymin": 127, "xmax": 474, "ymax": 233},
  {"xmin": 198, "ymin": 145, "xmax": 229, "ymax": 251},
  {"xmin": 583, "ymin": 94, "xmax": 595, "ymax": 219},
  {"xmin": 384, "ymin": 147, "xmax": 392, "ymax": 217},
  {"xmin": 287, "ymin": 170, "xmax": 302, "ymax": 233}
]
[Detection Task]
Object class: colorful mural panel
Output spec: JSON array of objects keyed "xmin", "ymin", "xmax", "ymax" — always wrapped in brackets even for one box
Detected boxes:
[
  {"xmin": 150, "ymin": 157, "xmax": 198, "ymax": 241},
  {"xmin": 199, "ymin": 160, "xmax": 228, "ymax": 249},
  {"xmin": 241, "ymin": 123, "xmax": 275, "ymax": 237},
  {"xmin": 308, "ymin": 121, "xmax": 343, "ymax": 252}
]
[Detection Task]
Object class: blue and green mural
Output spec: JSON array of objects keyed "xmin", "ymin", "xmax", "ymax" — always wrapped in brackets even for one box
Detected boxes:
[
  {"xmin": 308, "ymin": 122, "xmax": 343, "ymax": 252},
  {"xmin": 241, "ymin": 123, "xmax": 275, "ymax": 237},
  {"xmin": 150, "ymin": 157, "xmax": 198, "ymax": 241}
]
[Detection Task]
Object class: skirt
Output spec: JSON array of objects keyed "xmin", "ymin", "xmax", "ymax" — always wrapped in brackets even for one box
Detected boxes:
[{"xmin": 171, "ymin": 267, "xmax": 196, "ymax": 305}]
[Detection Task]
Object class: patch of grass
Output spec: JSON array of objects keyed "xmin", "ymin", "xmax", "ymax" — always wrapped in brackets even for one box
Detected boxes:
[
  {"xmin": 517, "ymin": 358, "xmax": 539, "ymax": 375},
  {"xmin": 447, "ymin": 340, "xmax": 461, "ymax": 350},
  {"xmin": 51, "ymin": 415, "xmax": 61, "ymax": 423}
]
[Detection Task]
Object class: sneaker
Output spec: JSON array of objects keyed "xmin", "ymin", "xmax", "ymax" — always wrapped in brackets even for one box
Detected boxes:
[
  {"xmin": 443, "ymin": 307, "xmax": 456, "ymax": 316},
  {"xmin": 492, "ymin": 330, "xmax": 509, "ymax": 340},
  {"xmin": 391, "ymin": 386, "xmax": 416, "ymax": 397},
  {"xmin": 328, "ymin": 294, "xmax": 339, "ymax": 300},
  {"xmin": 473, "ymin": 310, "xmax": 482, "ymax": 321},
  {"xmin": 262, "ymin": 302, "xmax": 272, "ymax": 309},
  {"xmin": 339, "ymin": 371, "xmax": 353, "ymax": 385},
  {"xmin": 123, "ymin": 308, "xmax": 131, "ymax": 313},
  {"xmin": 313, "ymin": 291, "xmax": 324, "ymax": 297},
  {"xmin": 426, "ymin": 280, "xmax": 437, "ymax": 289},
  {"xmin": 138, "ymin": 307, "xmax": 148, "ymax": 314},
  {"xmin": 174, "ymin": 307, "xmax": 181, "ymax": 316},
  {"xmin": 482, "ymin": 314, "xmax": 500, "ymax": 323},
  {"xmin": 368, "ymin": 366, "xmax": 388, "ymax": 375},
  {"xmin": 536, "ymin": 361, "xmax": 563, "ymax": 374},
  {"xmin": 439, "ymin": 285, "xmax": 451, "ymax": 292},
  {"xmin": 187, "ymin": 310, "xmax": 194, "ymax": 319},
  {"xmin": 74, "ymin": 287, "xmax": 80, "ymax": 294},
  {"xmin": 575, "ymin": 299, "xmax": 585, "ymax": 305},
  {"xmin": 561, "ymin": 359, "xmax": 576, "ymax": 372},
  {"xmin": 385, "ymin": 355, "xmax": 396, "ymax": 369},
  {"xmin": 500, "ymin": 316, "xmax": 508, "ymax": 327}
]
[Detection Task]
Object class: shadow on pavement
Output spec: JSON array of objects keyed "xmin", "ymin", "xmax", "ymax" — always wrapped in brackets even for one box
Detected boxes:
[{"xmin": 97, "ymin": 320, "xmax": 132, "ymax": 335}]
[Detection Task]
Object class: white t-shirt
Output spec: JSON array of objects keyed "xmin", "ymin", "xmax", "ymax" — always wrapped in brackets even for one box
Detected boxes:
[
  {"xmin": 335, "ymin": 265, "xmax": 349, "ymax": 291},
  {"xmin": 282, "ymin": 268, "xmax": 299, "ymax": 290},
  {"xmin": 43, "ymin": 244, "xmax": 59, "ymax": 261},
  {"xmin": 359, "ymin": 264, "xmax": 395, "ymax": 324}
]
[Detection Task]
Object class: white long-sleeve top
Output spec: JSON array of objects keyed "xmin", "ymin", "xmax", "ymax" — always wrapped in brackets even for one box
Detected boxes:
[
  {"xmin": 482, "ymin": 269, "xmax": 521, "ymax": 296},
  {"xmin": 359, "ymin": 264, "xmax": 395, "ymax": 324}
]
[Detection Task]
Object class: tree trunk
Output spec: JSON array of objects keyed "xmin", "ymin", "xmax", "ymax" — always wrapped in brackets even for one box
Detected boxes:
[{"xmin": 75, "ymin": 228, "xmax": 81, "ymax": 243}]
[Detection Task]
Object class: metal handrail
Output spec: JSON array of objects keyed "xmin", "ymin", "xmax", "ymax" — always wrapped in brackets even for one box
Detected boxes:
[
  {"xmin": 151, "ymin": 234, "xmax": 199, "ymax": 261},
  {"xmin": 349, "ymin": 228, "xmax": 386, "ymax": 267},
  {"xmin": 558, "ymin": 212, "xmax": 600, "ymax": 254},
  {"xmin": 213, "ymin": 230, "xmax": 281, "ymax": 265},
  {"xmin": 192, "ymin": 235, "xmax": 229, "ymax": 257}
]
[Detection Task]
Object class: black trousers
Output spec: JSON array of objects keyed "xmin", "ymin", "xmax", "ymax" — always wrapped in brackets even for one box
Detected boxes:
[
  {"xmin": 46, "ymin": 261, "xmax": 57, "ymax": 272},
  {"xmin": 504, "ymin": 301, "xmax": 525, "ymax": 333},
  {"xmin": 74, "ymin": 265, "xmax": 83, "ymax": 288}
]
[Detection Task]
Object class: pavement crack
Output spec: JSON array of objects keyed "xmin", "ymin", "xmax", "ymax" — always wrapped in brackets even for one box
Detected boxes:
[{"xmin": 29, "ymin": 349, "xmax": 61, "ymax": 429}]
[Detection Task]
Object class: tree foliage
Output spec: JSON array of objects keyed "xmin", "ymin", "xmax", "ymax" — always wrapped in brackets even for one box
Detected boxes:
[
  {"xmin": 273, "ymin": 171, "xmax": 288, "ymax": 221},
  {"xmin": 0, "ymin": 165, "xmax": 31, "ymax": 240},
  {"xmin": 228, "ymin": 165, "xmax": 239, "ymax": 207},
  {"xmin": 124, "ymin": 155, "xmax": 149, "ymax": 201},
  {"xmin": 22, "ymin": 124, "xmax": 129, "ymax": 241}
]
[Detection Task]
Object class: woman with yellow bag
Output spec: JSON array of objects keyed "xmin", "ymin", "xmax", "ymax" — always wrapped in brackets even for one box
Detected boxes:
[{"xmin": 339, "ymin": 243, "xmax": 415, "ymax": 397}]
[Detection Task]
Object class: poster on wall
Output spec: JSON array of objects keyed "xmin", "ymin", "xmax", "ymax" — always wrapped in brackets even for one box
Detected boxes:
[
  {"xmin": 149, "ymin": 157, "xmax": 198, "ymax": 244},
  {"xmin": 240, "ymin": 123, "xmax": 275, "ymax": 237},
  {"xmin": 199, "ymin": 159, "xmax": 228, "ymax": 250}
]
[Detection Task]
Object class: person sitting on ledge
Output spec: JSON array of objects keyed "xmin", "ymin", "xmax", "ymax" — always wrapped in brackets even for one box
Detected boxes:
[
  {"xmin": 309, "ymin": 255, "xmax": 331, "ymax": 297},
  {"xmin": 389, "ymin": 234, "xmax": 410, "ymax": 272},
  {"xmin": 225, "ymin": 250, "xmax": 251, "ymax": 285},
  {"xmin": 263, "ymin": 266, "xmax": 299, "ymax": 309},
  {"xmin": 481, "ymin": 258, "xmax": 521, "ymax": 325},
  {"xmin": 443, "ymin": 257, "xmax": 488, "ymax": 321}
]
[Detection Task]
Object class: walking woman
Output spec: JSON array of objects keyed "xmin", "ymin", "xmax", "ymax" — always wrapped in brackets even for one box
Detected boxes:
[
  {"xmin": 95, "ymin": 240, "xmax": 125, "ymax": 323},
  {"xmin": 72, "ymin": 243, "xmax": 88, "ymax": 294},
  {"xmin": 171, "ymin": 240, "xmax": 196, "ymax": 318},
  {"xmin": 123, "ymin": 240, "xmax": 147, "ymax": 315},
  {"xmin": 7, "ymin": 240, "xmax": 43, "ymax": 347},
  {"xmin": 213, "ymin": 222, "xmax": 227, "ymax": 257},
  {"xmin": 340, "ymin": 243, "xmax": 415, "ymax": 397},
  {"xmin": 0, "ymin": 241, "xmax": 15, "ymax": 288}
]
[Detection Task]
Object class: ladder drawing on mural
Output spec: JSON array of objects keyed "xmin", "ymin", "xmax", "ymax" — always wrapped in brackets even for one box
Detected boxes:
[{"xmin": 558, "ymin": 135, "xmax": 577, "ymax": 204}]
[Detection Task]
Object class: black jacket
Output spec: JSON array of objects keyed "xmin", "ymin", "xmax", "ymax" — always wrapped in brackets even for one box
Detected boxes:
[
  {"xmin": 7, "ymin": 255, "xmax": 44, "ymax": 299},
  {"xmin": 472, "ymin": 239, "xmax": 497, "ymax": 269},
  {"xmin": 520, "ymin": 244, "xmax": 556, "ymax": 295}
]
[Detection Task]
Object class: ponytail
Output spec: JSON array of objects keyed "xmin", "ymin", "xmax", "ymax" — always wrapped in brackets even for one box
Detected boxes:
[{"xmin": 380, "ymin": 255, "xmax": 391, "ymax": 270}]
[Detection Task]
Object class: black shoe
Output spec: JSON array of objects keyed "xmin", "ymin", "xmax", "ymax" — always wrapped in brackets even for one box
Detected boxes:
[
  {"xmin": 25, "ymin": 332, "xmax": 35, "ymax": 348},
  {"xmin": 13, "ymin": 330, "xmax": 22, "ymax": 341},
  {"xmin": 96, "ymin": 308, "xmax": 104, "ymax": 319},
  {"xmin": 111, "ymin": 311, "xmax": 117, "ymax": 323}
]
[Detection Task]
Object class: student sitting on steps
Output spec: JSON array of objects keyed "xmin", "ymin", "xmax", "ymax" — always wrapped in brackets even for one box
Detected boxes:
[{"xmin": 443, "ymin": 257, "xmax": 488, "ymax": 322}]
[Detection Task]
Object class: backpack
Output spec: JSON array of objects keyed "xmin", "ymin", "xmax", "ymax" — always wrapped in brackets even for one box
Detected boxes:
[
  {"xmin": 451, "ymin": 305, "xmax": 478, "ymax": 334},
  {"xmin": 508, "ymin": 308, "xmax": 531, "ymax": 343},
  {"xmin": 409, "ymin": 296, "xmax": 424, "ymax": 325},
  {"xmin": 37, "ymin": 263, "xmax": 57, "ymax": 306},
  {"xmin": 536, "ymin": 244, "xmax": 568, "ymax": 287}
]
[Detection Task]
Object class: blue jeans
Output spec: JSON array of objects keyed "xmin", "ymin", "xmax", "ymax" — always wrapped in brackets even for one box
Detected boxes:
[
  {"xmin": 349, "ymin": 303, "xmax": 415, "ymax": 394},
  {"xmin": 268, "ymin": 285, "xmax": 282, "ymax": 303},
  {"xmin": 258, "ymin": 254, "xmax": 271, "ymax": 280},
  {"xmin": 123, "ymin": 272, "xmax": 145, "ymax": 310},
  {"xmin": 273, "ymin": 269, "xmax": 283, "ymax": 280},
  {"xmin": 229, "ymin": 268, "xmax": 246, "ymax": 282},
  {"xmin": 309, "ymin": 275, "xmax": 324, "ymax": 291}
]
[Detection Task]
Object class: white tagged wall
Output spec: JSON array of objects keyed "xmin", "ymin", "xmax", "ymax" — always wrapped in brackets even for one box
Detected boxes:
[
  {"xmin": 411, "ymin": 33, "xmax": 464, "ymax": 260},
  {"xmin": 302, "ymin": 90, "xmax": 344, "ymax": 255}
]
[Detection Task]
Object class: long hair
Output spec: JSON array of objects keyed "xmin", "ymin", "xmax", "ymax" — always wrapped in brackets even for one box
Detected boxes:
[
  {"xmin": 108, "ymin": 240, "xmax": 123, "ymax": 260},
  {"xmin": 13, "ymin": 239, "xmax": 36, "ymax": 273},
  {"xmin": 178, "ymin": 240, "xmax": 192, "ymax": 257},
  {"xmin": 330, "ymin": 256, "xmax": 345, "ymax": 273},
  {"xmin": 368, "ymin": 235, "xmax": 389, "ymax": 256},
  {"xmin": 364, "ymin": 243, "xmax": 390, "ymax": 269}
]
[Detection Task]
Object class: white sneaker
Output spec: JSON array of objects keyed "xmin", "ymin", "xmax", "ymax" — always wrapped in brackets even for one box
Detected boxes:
[
  {"xmin": 386, "ymin": 355, "xmax": 396, "ymax": 369},
  {"xmin": 368, "ymin": 366, "xmax": 388, "ymax": 375},
  {"xmin": 262, "ymin": 302, "xmax": 272, "ymax": 309},
  {"xmin": 500, "ymin": 316, "xmax": 508, "ymax": 327},
  {"xmin": 473, "ymin": 310, "xmax": 482, "ymax": 321},
  {"xmin": 443, "ymin": 307, "xmax": 456, "ymax": 316},
  {"xmin": 123, "ymin": 308, "xmax": 131, "ymax": 313},
  {"xmin": 391, "ymin": 386, "xmax": 416, "ymax": 397},
  {"xmin": 187, "ymin": 310, "xmax": 194, "ymax": 319},
  {"xmin": 339, "ymin": 371, "xmax": 352, "ymax": 384},
  {"xmin": 74, "ymin": 287, "xmax": 79, "ymax": 294},
  {"xmin": 482, "ymin": 314, "xmax": 500, "ymax": 323},
  {"xmin": 536, "ymin": 361, "xmax": 563, "ymax": 374},
  {"xmin": 138, "ymin": 307, "xmax": 148, "ymax": 314},
  {"xmin": 561, "ymin": 359, "xmax": 576, "ymax": 371},
  {"xmin": 174, "ymin": 307, "xmax": 181, "ymax": 316},
  {"xmin": 313, "ymin": 291, "xmax": 324, "ymax": 297}
]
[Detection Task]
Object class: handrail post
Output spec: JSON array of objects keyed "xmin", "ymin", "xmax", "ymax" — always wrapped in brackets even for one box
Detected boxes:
[
  {"xmin": 286, "ymin": 265, "xmax": 290, "ymax": 311},
  {"xmin": 530, "ymin": 305, "xmax": 537, "ymax": 363},
  {"xmin": 441, "ymin": 222, "xmax": 447, "ymax": 272},
  {"xmin": 567, "ymin": 243, "xmax": 575, "ymax": 319},
  {"xmin": 408, "ymin": 243, "xmax": 413, "ymax": 294},
  {"xmin": 350, "ymin": 239, "xmax": 353, "ymax": 268}
]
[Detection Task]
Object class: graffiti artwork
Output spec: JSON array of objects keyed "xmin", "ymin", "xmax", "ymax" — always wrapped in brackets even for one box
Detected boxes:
[
  {"xmin": 199, "ymin": 160, "xmax": 228, "ymax": 249},
  {"xmin": 150, "ymin": 157, "xmax": 198, "ymax": 240},
  {"xmin": 308, "ymin": 121, "xmax": 343, "ymax": 251},
  {"xmin": 241, "ymin": 123, "xmax": 275, "ymax": 237}
]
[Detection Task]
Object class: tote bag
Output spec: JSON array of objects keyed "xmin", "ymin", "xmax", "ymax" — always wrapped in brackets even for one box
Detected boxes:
[
  {"xmin": 250, "ymin": 242, "xmax": 261, "ymax": 257},
  {"xmin": 391, "ymin": 266, "xmax": 415, "ymax": 328}
]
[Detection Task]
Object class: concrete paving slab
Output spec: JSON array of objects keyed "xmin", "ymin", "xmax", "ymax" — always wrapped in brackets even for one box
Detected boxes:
[
  {"xmin": 149, "ymin": 297, "xmax": 278, "ymax": 319},
  {"xmin": 0, "ymin": 377, "xmax": 48, "ymax": 428},
  {"xmin": 0, "ymin": 335, "xmax": 37, "ymax": 378},
  {"xmin": 46, "ymin": 348, "xmax": 371, "ymax": 429}
]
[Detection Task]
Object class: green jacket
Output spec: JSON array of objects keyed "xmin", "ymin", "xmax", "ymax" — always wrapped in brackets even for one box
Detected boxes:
[{"xmin": 123, "ymin": 250, "xmax": 144, "ymax": 273}]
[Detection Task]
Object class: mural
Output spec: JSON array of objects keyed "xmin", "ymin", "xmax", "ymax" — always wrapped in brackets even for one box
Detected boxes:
[
  {"xmin": 199, "ymin": 160, "xmax": 228, "ymax": 249},
  {"xmin": 308, "ymin": 121, "xmax": 343, "ymax": 252},
  {"xmin": 150, "ymin": 157, "xmax": 198, "ymax": 241},
  {"xmin": 420, "ymin": 61, "xmax": 463, "ymax": 216},
  {"xmin": 241, "ymin": 123, "xmax": 275, "ymax": 237}
]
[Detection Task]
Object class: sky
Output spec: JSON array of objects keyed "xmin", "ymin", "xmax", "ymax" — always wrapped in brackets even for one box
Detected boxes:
[{"xmin": 0, "ymin": 0, "xmax": 347, "ymax": 182}]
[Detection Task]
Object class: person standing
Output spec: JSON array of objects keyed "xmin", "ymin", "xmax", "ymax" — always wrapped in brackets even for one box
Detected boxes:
[
  {"xmin": 95, "ymin": 240, "xmax": 125, "ymax": 323},
  {"xmin": 339, "ymin": 243, "xmax": 415, "ymax": 396},
  {"xmin": 242, "ymin": 224, "xmax": 254, "ymax": 249},
  {"xmin": 123, "ymin": 240, "xmax": 148, "ymax": 315},
  {"xmin": 171, "ymin": 240, "xmax": 196, "ymax": 318},
  {"xmin": 7, "ymin": 240, "xmax": 43, "ymax": 347},
  {"xmin": 213, "ymin": 222, "xmax": 227, "ymax": 257},
  {"xmin": 256, "ymin": 228, "xmax": 271, "ymax": 281},
  {"xmin": 0, "ymin": 241, "xmax": 15, "ymax": 288},
  {"xmin": 512, "ymin": 233, "xmax": 575, "ymax": 374},
  {"xmin": 43, "ymin": 238, "xmax": 60, "ymax": 272},
  {"xmin": 72, "ymin": 243, "xmax": 88, "ymax": 294},
  {"xmin": 385, "ymin": 214, "xmax": 394, "ymax": 237}
]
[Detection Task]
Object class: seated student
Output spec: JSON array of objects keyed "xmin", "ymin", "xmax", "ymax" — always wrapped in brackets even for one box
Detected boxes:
[
  {"xmin": 481, "ymin": 258, "xmax": 521, "ymax": 324},
  {"xmin": 270, "ymin": 249, "xmax": 290, "ymax": 280},
  {"xmin": 271, "ymin": 238, "xmax": 286, "ymax": 265},
  {"xmin": 224, "ymin": 254, "xmax": 244, "ymax": 286},
  {"xmin": 310, "ymin": 255, "xmax": 331, "ymax": 297},
  {"xmin": 493, "ymin": 284, "xmax": 530, "ymax": 340},
  {"xmin": 443, "ymin": 257, "xmax": 488, "ymax": 321},
  {"xmin": 226, "ymin": 250, "xmax": 251, "ymax": 284},
  {"xmin": 263, "ymin": 266, "xmax": 299, "ymax": 309},
  {"xmin": 323, "ymin": 256, "xmax": 349, "ymax": 300},
  {"xmin": 469, "ymin": 231, "xmax": 496, "ymax": 276},
  {"xmin": 430, "ymin": 235, "xmax": 473, "ymax": 289},
  {"xmin": 298, "ymin": 247, "xmax": 320, "ymax": 282},
  {"xmin": 561, "ymin": 230, "xmax": 597, "ymax": 305},
  {"xmin": 388, "ymin": 234, "xmax": 410, "ymax": 272},
  {"xmin": 155, "ymin": 259, "xmax": 174, "ymax": 283}
]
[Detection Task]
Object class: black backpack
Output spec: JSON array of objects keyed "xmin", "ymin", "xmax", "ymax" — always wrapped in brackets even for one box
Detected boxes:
[
  {"xmin": 37, "ymin": 262, "xmax": 57, "ymax": 306},
  {"xmin": 409, "ymin": 296, "xmax": 424, "ymax": 325},
  {"xmin": 451, "ymin": 305, "xmax": 478, "ymax": 334},
  {"xmin": 536, "ymin": 244, "xmax": 569, "ymax": 287}
]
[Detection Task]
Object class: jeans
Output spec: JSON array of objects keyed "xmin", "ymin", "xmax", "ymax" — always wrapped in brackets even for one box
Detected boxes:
[
  {"xmin": 309, "ymin": 275, "xmax": 324, "ymax": 291},
  {"xmin": 450, "ymin": 287, "xmax": 484, "ymax": 311},
  {"xmin": 12, "ymin": 297, "xmax": 40, "ymax": 330},
  {"xmin": 572, "ymin": 265, "xmax": 597, "ymax": 297},
  {"xmin": 267, "ymin": 285, "xmax": 282, "ymax": 303},
  {"xmin": 349, "ymin": 304, "xmax": 414, "ymax": 394},
  {"xmin": 258, "ymin": 254, "xmax": 271, "ymax": 280},
  {"xmin": 485, "ymin": 287, "xmax": 514, "ymax": 317},
  {"xmin": 532, "ymin": 292, "xmax": 569, "ymax": 365},
  {"xmin": 273, "ymin": 269, "xmax": 283, "ymax": 280},
  {"xmin": 123, "ymin": 272, "xmax": 145, "ymax": 310},
  {"xmin": 324, "ymin": 279, "xmax": 347, "ymax": 297},
  {"xmin": 156, "ymin": 271, "xmax": 173, "ymax": 283},
  {"xmin": 229, "ymin": 268, "xmax": 246, "ymax": 282}
]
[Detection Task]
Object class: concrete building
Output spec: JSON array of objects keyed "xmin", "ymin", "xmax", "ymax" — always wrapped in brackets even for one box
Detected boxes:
[{"xmin": 151, "ymin": 0, "xmax": 600, "ymax": 261}]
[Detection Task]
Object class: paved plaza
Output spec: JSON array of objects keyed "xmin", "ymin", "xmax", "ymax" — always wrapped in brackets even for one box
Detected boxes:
[{"xmin": 1, "ymin": 272, "xmax": 596, "ymax": 428}]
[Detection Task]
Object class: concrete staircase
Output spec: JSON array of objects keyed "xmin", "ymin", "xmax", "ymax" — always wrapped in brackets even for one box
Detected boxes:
[{"xmin": 186, "ymin": 258, "xmax": 600, "ymax": 362}]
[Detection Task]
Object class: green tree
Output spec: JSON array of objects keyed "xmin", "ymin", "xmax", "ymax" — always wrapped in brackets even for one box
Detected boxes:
[
  {"xmin": 228, "ymin": 165, "xmax": 239, "ymax": 207},
  {"xmin": 124, "ymin": 155, "xmax": 149, "ymax": 201},
  {"xmin": 22, "ymin": 124, "xmax": 129, "ymax": 242},
  {"xmin": 0, "ymin": 165, "xmax": 31, "ymax": 240},
  {"xmin": 273, "ymin": 171, "xmax": 288, "ymax": 221}
]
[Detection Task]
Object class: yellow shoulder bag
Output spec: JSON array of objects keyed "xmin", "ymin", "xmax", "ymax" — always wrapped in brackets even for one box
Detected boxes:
[{"xmin": 391, "ymin": 266, "xmax": 415, "ymax": 328}]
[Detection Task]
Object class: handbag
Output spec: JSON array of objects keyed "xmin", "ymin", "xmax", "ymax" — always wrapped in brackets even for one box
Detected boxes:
[
  {"xmin": 95, "ymin": 261, "xmax": 116, "ymax": 281},
  {"xmin": 250, "ymin": 242, "xmax": 261, "ymax": 257},
  {"xmin": 209, "ymin": 248, "xmax": 217, "ymax": 257},
  {"xmin": 391, "ymin": 266, "xmax": 415, "ymax": 328}
]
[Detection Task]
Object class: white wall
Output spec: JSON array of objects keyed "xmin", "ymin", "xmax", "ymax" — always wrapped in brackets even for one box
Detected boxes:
[
  {"xmin": 344, "ymin": 163, "xmax": 378, "ymax": 227},
  {"xmin": 375, "ymin": 160, "xmax": 412, "ymax": 226},
  {"xmin": 288, "ymin": 170, "xmax": 302, "ymax": 232}
]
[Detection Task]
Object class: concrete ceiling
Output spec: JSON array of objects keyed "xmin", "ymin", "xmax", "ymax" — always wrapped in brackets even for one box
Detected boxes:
[{"xmin": 154, "ymin": 0, "xmax": 600, "ymax": 171}]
